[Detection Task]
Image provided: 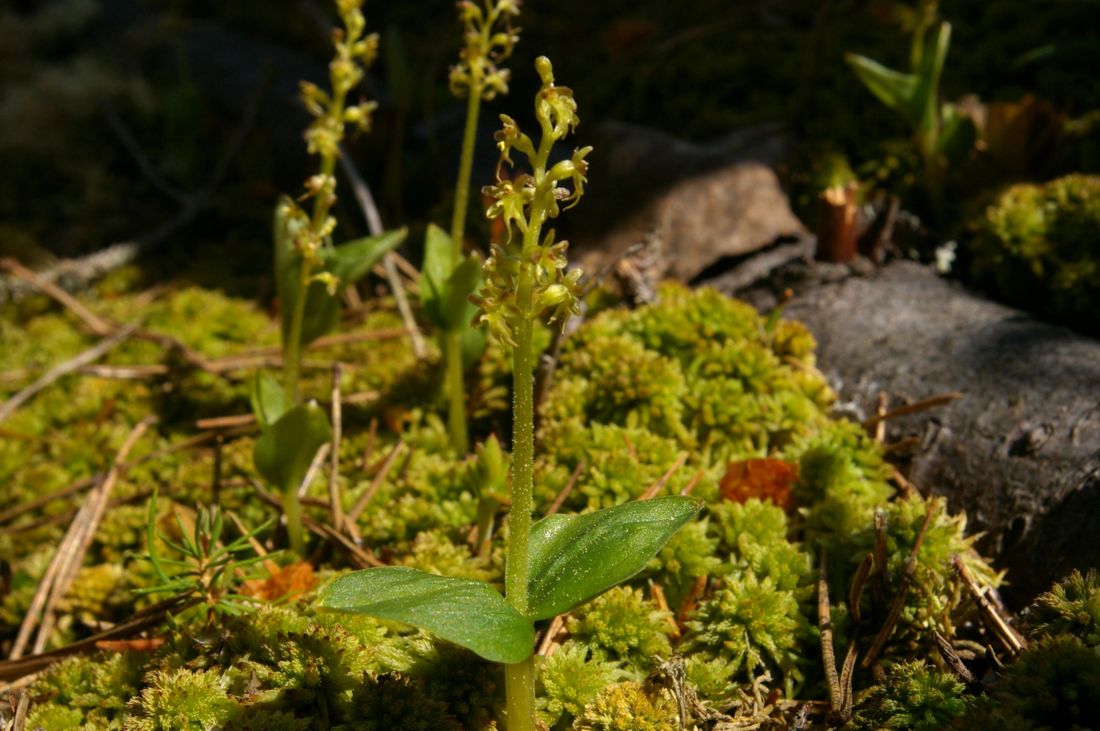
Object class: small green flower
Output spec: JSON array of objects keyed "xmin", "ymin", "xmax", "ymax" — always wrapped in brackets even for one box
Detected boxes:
[{"xmin": 477, "ymin": 57, "xmax": 589, "ymax": 349}]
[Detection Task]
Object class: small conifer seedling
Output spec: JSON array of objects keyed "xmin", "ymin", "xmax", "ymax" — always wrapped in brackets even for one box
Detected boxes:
[{"xmin": 319, "ymin": 58, "xmax": 701, "ymax": 731}]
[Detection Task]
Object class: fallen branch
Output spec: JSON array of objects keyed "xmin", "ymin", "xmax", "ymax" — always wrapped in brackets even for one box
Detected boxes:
[
  {"xmin": 953, "ymin": 555, "xmax": 1027, "ymax": 656},
  {"xmin": 0, "ymin": 594, "xmax": 198, "ymax": 685},
  {"xmin": 0, "ymin": 258, "xmax": 112, "ymax": 336},
  {"xmin": 29, "ymin": 417, "xmax": 155, "ymax": 656}
]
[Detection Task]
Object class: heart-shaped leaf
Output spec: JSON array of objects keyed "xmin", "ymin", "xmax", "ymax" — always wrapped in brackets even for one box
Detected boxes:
[
  {"xmin": 526, "ymin": 496, "xmax": 703, "ymax": 620},
  {"xmin": 421, "ymin": 224, "xmax": 482, "ymax": 332},
  {"xmin": 442, "ymin": 256, "xmax": 483, "ymax": 331},
  {"xmin": 325, "ymin": 228, "xmax": 408, "ymax": 284},
  {"xmin": 844, "ymin": 53, "xmax": 919, "ymax": 124},
  {"xmin": 253, "ymin": 402, "xmax": 332, "ymax": 494},
  {"xmin": 319, "ymin": 567, "xmax": 534, "ymax": 664},
  {"xmin": 275, "ymin": 200, "xmax": 407, "ymax": 348},
  {"xmin": 250, "ymin": 371, "xmax": 290, "ymax": 429}
]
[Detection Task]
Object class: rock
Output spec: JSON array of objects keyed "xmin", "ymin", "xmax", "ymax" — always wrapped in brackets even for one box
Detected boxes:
[
  {"xmin": 721, "ymin": 260, "xmax": 1100, "ymax": 605},
  {"xmin": 570, "ymin": 122, "xmax": 807, "ymax": 282}
]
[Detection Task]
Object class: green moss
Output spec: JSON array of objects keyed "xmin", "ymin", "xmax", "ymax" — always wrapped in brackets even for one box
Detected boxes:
[
  {"xmin": 538, "ymin": 642, "xmax": 626, "ymax": 729},
  {"xmin": 844, "ymin": 660, "xmax": 966, "ymax": 730},
  {"xmin": 956, "ymin": 636, "xmax": 1100, "ymax": 729},
  {"xmin": 646, "ymin": 517, "xmax": 721, "ymax": 608},
  {"xmin": 784, "ymin": 419, "xmax": 894, "ymax": 560},
  {"xmin": 1025, "ymin": 569, "xmax": 1100, "ymax": 647},
  {"xmin": 566, "ymin": 586, "xmax": 674, "ymax": 670},
  {"xmin": 125, "ymin": 667, "xmax": 238, "ymax": 730},
  {"xmin": 709, "ymin": 498, "xmax": 812, "ymax": 594},
  {"xmin": 681, "ymin": 571, "xmax": 809, "ymax": 687},
  {"xmin": 573, "ymin": 680, "xmax": 680, "ymax": 731},
  {"xmin": 29, "ymin": 651, "xmax": 145, "ymax": 727},
  {"xmin": 969, "ymin": 174, "xmax": 1100, "ymax": 327},
  {"xmin": 683, "ymin": 654, "xmax": 741, "ymax": 704},
  {"xmin": 343, "ymin": 674, "xmax": 463, "ymax": 731},
  {"xmin": 24, "ymin": 704, "xmax": 88, "ymax": 731}
]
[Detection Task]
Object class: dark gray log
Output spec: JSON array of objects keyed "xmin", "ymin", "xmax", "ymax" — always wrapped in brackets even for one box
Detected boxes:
[{"xmin": 726, "ymin": 260, "xmax": 1100, "ymax": 606}]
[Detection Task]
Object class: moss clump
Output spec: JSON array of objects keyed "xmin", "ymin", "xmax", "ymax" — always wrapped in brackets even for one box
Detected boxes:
[
  {"xmin": 537, "ymin": 283, "xmax": 835, "ymax": 516},
  {"xmin": 538, "ymin": 642, "xmax": 626, "ymax": 729},
  {"xmin": 1025, "ymin": 569, "xmax": 1100, "ymax": 647},
  {"xmin": 844, "ymin": 661, "xmax": 966, "ymax": 731},
  {"xmin": 957, "ymin": 636, "xmax": 1100, "ymax": 729},
  {"xmin": 125, "ymin": 667, "xmax": 238, "ymax": 730},
  {"xmin": 566, "ymin": 586, "xmax": 675, "ymax": 669},
  {"xmin": 681, "ymin": 571, "xmax": 809, "ymax": 689},
  {"xmin": 573, "ymin": 680, "xmax": 680, "ymax": 731},
  {"xmin": 709, "ymin": 498, "xmax": 812, "ymax": 594},
  {"xmin": 969, "ymin": 173, "xmax": 1100, "ymax": 328}
]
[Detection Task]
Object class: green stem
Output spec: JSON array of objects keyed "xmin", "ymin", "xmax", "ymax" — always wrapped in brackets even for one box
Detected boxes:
[
  {"xmin": 504, "ymin": 657, "xmax": 536, "ymax": 731},
  {"xmin": 505, "ymin": 279, "xmax": 534, "ymax": 612},
  {"xmin": 442, "ymin": 329, "xmax": 469, "ymax": 455},
  {"xmin": 283, "ymin": 487, "xmax": 305, "ymax": 557},
  {"xmin": 283, "ymin": 258, "xmax": 311, "ymax": 404},
  {"xmin": 504, "ymin": 228, "xmax": 537, "ymax": 731},
  {"xmin": 450, "ymin": 86, "xmax": 482, "ymax": 256}
]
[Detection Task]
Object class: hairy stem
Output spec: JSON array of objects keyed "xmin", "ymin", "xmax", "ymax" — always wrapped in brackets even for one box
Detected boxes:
[
  {"xmin": 503, "ymin": 224, "xmax": 538, "ymax": 730},
  {"xmin": 442, "ymin": 329, "xmax": 469, "ymax": 455},
  {"xmin": 504, "ymin": 656, "xmax": 536, "ymax": 731}
]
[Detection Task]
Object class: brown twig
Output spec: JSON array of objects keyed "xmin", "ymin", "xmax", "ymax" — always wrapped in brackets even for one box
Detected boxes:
[
  {"xmin": 953, "ymin": 555, "xmax": 1026, "ymax": 656},
  {"xmin": 0, "ymin": 258, "xmax": 112, "ymax": 336},
  {"xmin": 251, "ymin": 485, "xmax": 383, "ymax": 568},
  {"xmin": 679, "ymin": 469, "xmax": 705, "ymax": 497},
  {"xmin": 889, "ymin": 465, "xmax": 920, "ymax": 499},
  {"xmin": 537, "ymin": 614, "xmax": 567, "ymax": 657},
  {"xmin": 862, "ymin": 392, "xmax": 964, "ymax": 429},
  {"xmin": 817, "ymin": 552, "xmax": 844, "ymax": 718},
  {"xmin": 873, "ymin": 392, "xmax": 888, "ymax": 443},
  {"xmin": 648, "ymin": 579, "xmax": 681, "ymax": 640},
  {"xmin": 639, "ymin": 453, "xmax": 688, "ymax": 500},
  {"xmin": 0, "ymin": 322, "xmax": 140, "ymax": 425},
  {"xmin": 848, "ymin": 553, "xmax": 874, "ymax": 624},
  {"xmin": 10, "ymin": 689, "xmax": 29, "ymax": 731},
  {"xmin": 546, "ymin": 460, "xmax": 586, "ymax": 516},
  {"xmin": 677, "ymin": 575, "xmax": 708, "ymax": 625},
  {"xmin": 298, "ymin": 443, "xmax": 330, "ymax": 499},
  {"xmin": 861, "ymin": 499, "xmax": 937, "ymax": 669},
  {"xmin": 346, "ymin": 441, "xmax": 407, "ymax": 525},
  {"xmin": 328, "ymin": 363, "xmax": 345, "ymax": 529},
  {"xmin": 0, "ymin": 594, "xmax": 198, "ymax": 684},
  {"xmin": 360, "ymin": 417, "xmax": 378, "ymax": 473},
  {"xmin": 934, "ymin": 629, "xmax": 976, "ymax": 685},
  {"xmin": 30, "ymin": 417, "xmax": 155, "ymax": 655}
]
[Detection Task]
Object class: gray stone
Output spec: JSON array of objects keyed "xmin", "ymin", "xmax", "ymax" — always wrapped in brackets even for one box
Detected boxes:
[
  {"xmin": 570, "ymin": 122, "xmax": 807, "ymax": 282},
  {"xmin": 726, "ymin": 260, "xmax": 1100, "ymax": 605}
]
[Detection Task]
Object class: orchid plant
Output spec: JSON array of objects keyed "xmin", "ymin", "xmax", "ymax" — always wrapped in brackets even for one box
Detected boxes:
[
  {"xmin": 252, "ymin": 0, "xmax": 405, "ymax": 555},
  {"xmin": 421, "ymin": 0, "xmax": 521, "ymax": 456},
  {"xmin": 319, "ymin": 57, "xmax": 701, "ymax": 731}
]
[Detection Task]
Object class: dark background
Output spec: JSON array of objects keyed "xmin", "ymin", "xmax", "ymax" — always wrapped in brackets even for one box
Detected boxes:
[{"xmin": 3, "ymin": 0, "xmax": 1097, "ymax": 298}]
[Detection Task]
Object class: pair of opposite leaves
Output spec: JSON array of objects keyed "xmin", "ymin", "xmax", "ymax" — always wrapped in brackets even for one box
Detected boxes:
[{"xmin": 319, "ymin": 495, "xmax": 701, "ymax": 664}]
